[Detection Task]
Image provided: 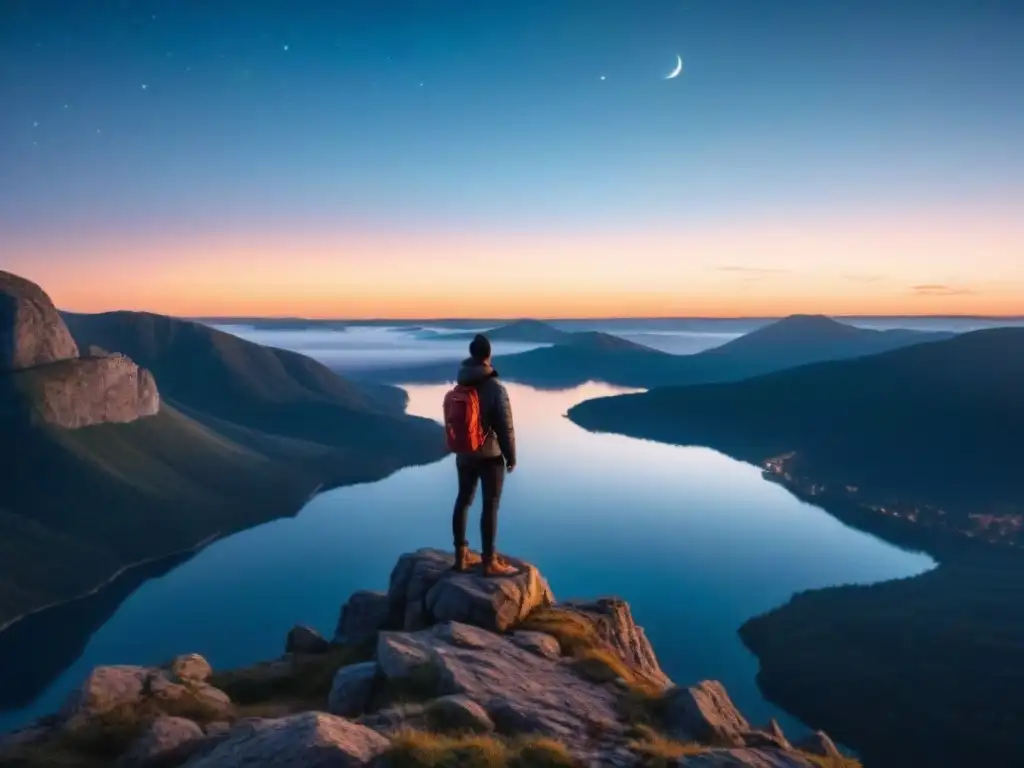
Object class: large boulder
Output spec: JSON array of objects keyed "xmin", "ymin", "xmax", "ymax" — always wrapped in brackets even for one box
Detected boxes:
[
  {"xmin": 335, "ymin": 590, "xmax": 392, "ymax": 645},
  {"xmin": 10, "ymin": 354, "xmax": 160, "ymax": 428},
  {"xmin": 664, "ymin": 681, "xmax": 752, "ymax": 747},
  {"xmin": 564, "ymin": 597, "xmax": 671, "ymax": 688},
  {"xmin": 122, "ymin": 715, "xmax": 205, "ymax": 767},
  {"xmin": 376, "ymin": 621, "xmax": 623, "ymax": 742},
  {"xmin": 60, "ymin": 665, "xmax": 150, "ymax": 728},
  {"xmin": 328, "ymin": 662, "xmax": 378, "ymax": 717},
  {"xmin": 183, "ymin": 712, "xmax": 389, "ymax": 768},
  {"xmin": 0, "ymin": 270, "xmax": 79, "ymax": 372},
  {"xmin": 167, "ymin": 653, "xmax": 213, "ymax": 684},
  {"xmin": 388, "ymin": 548, "xmax": 554, "ymax": 633},
  {"xmin": 60, "ymin": 664, "xmax": 232, "ymax": 732}
]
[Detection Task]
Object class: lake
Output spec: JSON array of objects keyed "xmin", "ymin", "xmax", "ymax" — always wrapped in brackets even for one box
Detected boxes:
[{"xmin": 0, "ymin": 328, "xmax": 936, "ymax": 734}]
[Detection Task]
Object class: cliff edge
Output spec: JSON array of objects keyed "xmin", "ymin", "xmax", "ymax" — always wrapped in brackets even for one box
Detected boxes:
[
  {"xmin": 0, "ymin": 272, "xmax": 159, "ymax": 428},
  {"xmin": 1, "ymin": 550, "xmax": 854, "ymax": 768}
]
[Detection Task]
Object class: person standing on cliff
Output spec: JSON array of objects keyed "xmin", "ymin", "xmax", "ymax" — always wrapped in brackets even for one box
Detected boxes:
[{"xmin": 442, "ymin": 333, "xmax": 518, "ymax": 576}]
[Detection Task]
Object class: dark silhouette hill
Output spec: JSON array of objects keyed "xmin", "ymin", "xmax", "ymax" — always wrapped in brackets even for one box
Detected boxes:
[
  {"xmin": 365, "ymin": 314, "xmax": 954, "ymax": 388},
  {"xmin": 0, "ymin": 301, "xmax": 445, "ymax": 631},
  {"xmin": 569, "ymin": 327, "xmax": 1024, "ymax": 512}
]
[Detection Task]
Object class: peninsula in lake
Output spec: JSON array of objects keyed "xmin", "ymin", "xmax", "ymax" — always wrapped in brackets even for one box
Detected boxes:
[
  {"xmin": 0, "ymin": 271, "xmax": 446, "ymax": 631},
  {"xmin": 569, "ymin": 328, "xmax": 1024, "ymax": 768},
  {"xmin": 363, "ymin": 315, "xmax": 954, "ymax": 389}
]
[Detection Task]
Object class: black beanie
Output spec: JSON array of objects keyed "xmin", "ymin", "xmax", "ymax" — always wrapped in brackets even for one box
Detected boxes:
[{"xmin": 469, "ymin": 334, "xmax": 492, "ymax": 361}]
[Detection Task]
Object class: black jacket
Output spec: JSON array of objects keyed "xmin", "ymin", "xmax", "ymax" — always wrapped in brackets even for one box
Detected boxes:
[{"xmin": 455, "ymin": 358, "xmax": 516, "ymax": 466}]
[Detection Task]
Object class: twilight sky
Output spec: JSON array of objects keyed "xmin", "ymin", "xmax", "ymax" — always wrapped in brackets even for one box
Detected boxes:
[{"xmin": 2, "ymin": 0, "xmax": 1022, "ymax": 318}]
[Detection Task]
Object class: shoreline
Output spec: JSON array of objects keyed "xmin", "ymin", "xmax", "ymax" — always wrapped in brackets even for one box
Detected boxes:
[
  {"xmin": 0, "ymin": 532, "xmax": 223, "ymax": 638},
  {"xmin": 0, "ymin": 479, "xmax": 329, "ymax": 639}
]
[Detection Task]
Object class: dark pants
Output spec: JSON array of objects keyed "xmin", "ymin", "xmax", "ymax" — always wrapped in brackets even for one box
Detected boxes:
[{"xmin": 452, "ymin": 457, "xmax": 506, "ymax": 559}]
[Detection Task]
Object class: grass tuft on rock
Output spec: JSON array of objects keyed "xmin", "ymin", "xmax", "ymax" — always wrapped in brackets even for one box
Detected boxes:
[
  {"xmin": 626, "ymin": 724, "xmax": 703, "ymax": 767},
  {"xmin": 516, "ymin": 607, "xmax": 601, "ymax": 659},
  {"xmin": 802, "ymin": 755, "xmax": 864, "ymax": 768},
  {"xmin": 383, "ymin": 730, "xmax": 584, "ymax": 768},
  {"xmin": 570, "ymin": 648, "xmax": 634, "ymax": 685},
  {"xmin": 211, "ymin": 643, "xmax": 370, "ymax": 706},
  {"xmin": 517, "ymin": 607, "xmax": 663, "ymax": 696}
]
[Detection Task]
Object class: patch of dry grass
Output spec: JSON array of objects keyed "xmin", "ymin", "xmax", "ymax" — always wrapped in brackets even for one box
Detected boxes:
[
  {"xmin": 802, "ymin": 754, "xmax": 864, "ymax": 768},
  {"xmin": 625, "ymin": 724, "xmax": 703, "ymax": 767},
  {"xmin": 516, "ymin": 607, "xmax": 602, "ymax": 659},
  {"xmin": 517, "ymin": 607, "xmax": 665, "ymax": 696},
  {"xmin": 382, "ymin": 730, "xmax": 584, "ymax": 768},
  {"xmin": 211, "ymin": 643, "xmax": 370, "ymax": 705}
]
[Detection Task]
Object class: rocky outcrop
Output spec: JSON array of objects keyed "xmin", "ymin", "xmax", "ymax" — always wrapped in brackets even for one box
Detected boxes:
[
  {"xmin": 376, "ymin": 621, "xmax": 623, "ymax": 741},
  {"xmin": 664, "ymin": 680, "xmax": 752, "ymax": 746},
  {"xmin": 329, "ymin": 662, "xmax": 378, "ymax": 717},
  {"xmin": 10, "ymin": 353, "xmax": 160, "ymax": 428},
  {"xmin": 335, "ymin": 590, "xmax": 392, "ymax": 645},
  {"xmin": 184, "ymin": 712, "xmax": 389, "ymax": 768},
  {"xmin": 286, "ymin": 625, "xmax": 331, "ymax": 655},
  {"xmin": 0, "ymin": 270, "xmax": 160, "ymax": 428},
  {"xmin": 123, "ymin": 715, "xmax": 205, "ymax": 767},
  {"xmin": 3, "ymin": 552, "xmax": 854, "ymax": 768},
  {"xmin": 565, "ymin": 597, "xmax": 671, "ymax": 688},
  {"xmin": 0, "ymin": 271, "xmax": 79, "ymax": 371},
  {"xmin": 387, "ymin": 548, "xmax": 554, "ymax": 632},
  {"xmin": 59, "ymin": 656, "xmax": 232, "ymax": 733}
]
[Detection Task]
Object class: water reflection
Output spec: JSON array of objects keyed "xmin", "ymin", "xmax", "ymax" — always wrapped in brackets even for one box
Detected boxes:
[{"xmin": 0, "ymin": 382, "xmax": 933, "ymax": 734}]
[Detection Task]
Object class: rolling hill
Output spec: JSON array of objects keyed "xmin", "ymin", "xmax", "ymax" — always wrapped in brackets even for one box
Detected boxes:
[
  {"xmin": 364, "ymin": 314, "xmax": 954, "ymax": 388},
  {"xmin": 0, "ymin": 305, "xmax": 446, "ymax": 631},
  {"xmin": 569, "ymin": 327, "xmax": 1024, "ymax": 514}
]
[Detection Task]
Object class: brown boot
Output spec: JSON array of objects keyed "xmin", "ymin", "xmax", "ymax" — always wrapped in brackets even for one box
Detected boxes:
[
  {"xmin": 452, "ymin": 546, "xmax": 481, "ymax": 573},
  {"xmin": 482, "ymin": 554, "xmax": 518, "ymax": 577}
]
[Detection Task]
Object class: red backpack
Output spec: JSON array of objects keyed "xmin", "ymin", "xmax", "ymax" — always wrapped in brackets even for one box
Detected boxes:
[{"xmin": 443, "ymin": 384, "xmax": 487, "ymax": 454}]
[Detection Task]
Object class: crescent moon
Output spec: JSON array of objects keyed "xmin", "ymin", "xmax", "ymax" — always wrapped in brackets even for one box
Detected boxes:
[{"xmin": 666, "ymin": 55, "xmax": 683, "ymax": 80}]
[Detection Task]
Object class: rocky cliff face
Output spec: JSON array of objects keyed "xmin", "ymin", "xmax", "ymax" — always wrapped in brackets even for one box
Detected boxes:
[
  {"xmin": 0, "ymin": 271, "xmax": 160, "ymax": 428},
  {"xmin": 0, "ymin": 549, "xmax": 854, "ymax": 768},
  {"xmin": 0, "ymin": 271, "xmax": 80, "ymax": 372}
]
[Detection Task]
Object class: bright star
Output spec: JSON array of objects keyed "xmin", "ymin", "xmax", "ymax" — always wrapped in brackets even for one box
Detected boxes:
[
  {"xmin": 282, "ymin": 44, "xmax": 290, "ymax": 52},
  {"xmin": 141, "ymin": 83, "xmax": 148, "ymax": 90},
  {"xmin": 600, "ymin": 75, "xmax": 606, "ymax": 81}
]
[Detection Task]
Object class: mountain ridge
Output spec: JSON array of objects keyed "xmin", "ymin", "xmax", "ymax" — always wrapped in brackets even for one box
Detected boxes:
[{"xmin": 363, "ymin": 314, "xmax": 955, "ymax": 388}]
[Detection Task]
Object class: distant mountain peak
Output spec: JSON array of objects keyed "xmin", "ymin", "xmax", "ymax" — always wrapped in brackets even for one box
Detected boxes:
[{"xmin": 745, "ymin": 314, "xmax": 861, "ymax": 341}]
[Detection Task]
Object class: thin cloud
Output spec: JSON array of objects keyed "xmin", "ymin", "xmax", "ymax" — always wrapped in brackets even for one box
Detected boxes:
[
  {"xmin": 910, "ymin": 284, "xmax": 975, "ymax": 297},
  {"xmin": 713, "ymin": 265, "xmax": 792, "ymax": 275},
  {"xmin": 843, "ymin": 273, "xmax": 884, "ymax": 284}
]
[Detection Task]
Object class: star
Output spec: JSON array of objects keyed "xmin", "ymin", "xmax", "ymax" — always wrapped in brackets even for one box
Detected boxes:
[
  {"xmin": 32, "ymin": 121, "xmax": 39, "ymax": 127},
  {"xmin": 600, "ymin": 75, "xmax": 607, "ymax": 81},
  {"xmin": 96, "ymin": 128, "xmax": 102, "ymax": 134},
  {"xmin": 282, "ymin": 44, "xmax": 290, "ymax": 52},
  {"xmin": 63, "ymin": 104, "xmax": 69, "ymax": 109},
  {"xmin": 141, "ymin": 83, "xmax": 148, "ymax": 90}
]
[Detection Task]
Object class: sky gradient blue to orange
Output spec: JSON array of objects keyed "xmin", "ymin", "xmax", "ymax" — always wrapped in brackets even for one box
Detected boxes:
[{"xmin": 2, "ymin": 0, "xmax": 1022, "ymax": 318}]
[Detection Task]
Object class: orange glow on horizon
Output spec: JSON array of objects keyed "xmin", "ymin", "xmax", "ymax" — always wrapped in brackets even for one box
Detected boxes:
[{"xmin": 8, "ymin": 206, "xmax": 1023, "ymax": 319}]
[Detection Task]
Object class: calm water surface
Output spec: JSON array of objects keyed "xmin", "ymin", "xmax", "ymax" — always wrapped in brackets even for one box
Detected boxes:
[{"xmin": 0, "ymin": 381, "xmax": 934, "ymax": 733}]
